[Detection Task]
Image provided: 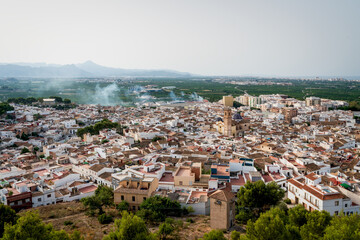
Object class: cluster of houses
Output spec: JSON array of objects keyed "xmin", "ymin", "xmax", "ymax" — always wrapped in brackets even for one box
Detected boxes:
[{"xmin": 0, "ymin": 94, "xmax": 360, "ymax": 229}]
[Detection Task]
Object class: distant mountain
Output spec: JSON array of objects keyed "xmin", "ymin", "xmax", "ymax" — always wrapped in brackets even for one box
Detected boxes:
[
  {"xmin": 0, "ymin": 64, "xmax": 90, "ymax": 78},
  {"xmin": 0, "ymin": 61, "xmax": 192, "ymax": 78}
]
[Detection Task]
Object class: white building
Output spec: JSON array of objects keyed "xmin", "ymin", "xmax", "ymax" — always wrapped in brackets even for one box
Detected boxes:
[{"xmin": 288, "ymin": 173, "xmax": 360, "ymax": 216}]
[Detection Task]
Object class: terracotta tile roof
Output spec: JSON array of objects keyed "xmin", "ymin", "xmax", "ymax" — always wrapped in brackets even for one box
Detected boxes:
[
  {"xmin": 305, "ymin": 172, "xmax": 319, "ymax": 181},
  {"xmin": 78, "ymin": 185, "xmax": 97, "ymax": 194},
  {"xmin": 288, "ymin": 178, "xmax": 345, "ymax": 201},
  {"xmin": 209, "ymin": 188, "xmax": 235, "ymax": 202},
  {"xmin": 89, "ymin": 164, "xmax": 105, "ymax": 172}
]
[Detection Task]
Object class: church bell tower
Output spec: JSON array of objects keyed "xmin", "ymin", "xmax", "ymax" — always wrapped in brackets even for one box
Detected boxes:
[{"xmin": 224, "ymin": 108, "xmax": 232, "ymax": 137}]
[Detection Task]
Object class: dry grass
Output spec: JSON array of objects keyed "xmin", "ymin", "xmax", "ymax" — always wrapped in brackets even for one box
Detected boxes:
[
  {"xmin": 20, "ymin": 202, "xmax": 118, "ymax": 240},
  {"xmin": 20, "ymin": 202, "xmax": 240, "ymax": 240}
]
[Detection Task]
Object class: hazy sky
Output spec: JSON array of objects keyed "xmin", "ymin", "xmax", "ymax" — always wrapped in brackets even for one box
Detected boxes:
[{"xmin": 0, "ymin": 0, "xmax": 359, "ymax": 76}]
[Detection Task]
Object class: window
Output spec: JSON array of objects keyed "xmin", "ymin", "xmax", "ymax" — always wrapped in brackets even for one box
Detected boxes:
[
  {"xmin": 132, "ymin": 206, "xmax": 135, "ymax": 210},
  {"xmin": 47, "ymin": 194, "xmax": 51, "ymax": 198},
  {"xmin": 138, "ymin": 206, "xmax": 141, "ymax": 210},
  {"xmin": 179, "ymin": 181, "xmax": 183, "ymax": 186},
  {"xmin": 10, "ymin": 202, "xmax": 14, "ymax": 206},
  {"xmin": 335, "ymin": 201, "xmax": 339, "ymax": 206},
  {"xmin": 345, "ymin": 204, "xmax": 348, "ymax": 208},
  {"xmin": 38, "ymin": 198, "xmax": 42, "ymax": 202},
  {"xmin": 121, "ymin": 195, "xmax": 124, "ymax": 201},
  {"xmin": 132, "ymin": 196, "xmax": 135, "ymax": 202},
  {"xmin": 335, "ymin": 211, "xmax": 339, "ymax": 215},
  {"xmin": 17, "ymin": 200, "xmax": 22, "ymax": 205},
  {"xmin": 25, "ymin": 199, "xmax": 30, "ymax": 203},
  {"xmin": 143, "ymin": 197, "xmax": 146, "ymax": 201}
]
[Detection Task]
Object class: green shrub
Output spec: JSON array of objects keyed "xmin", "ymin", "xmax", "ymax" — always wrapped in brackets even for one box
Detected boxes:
[
  {"xmin": 98, "ymin": 213, "xmax": 113, "ymax": 224},
  {"xmin": 64, "ymin": 220, "xmax": 73, "ymax": 226},
  {"xmin": 137, "ymin": 196, "xmax": 183, "ymax": 222},
  {"xmin": 235, "ymin": 209, "xmax": 254, "ymax": 224},
  {"xmin": 116, "ymin": 201, "xmax": 129, "ymax": 212}
]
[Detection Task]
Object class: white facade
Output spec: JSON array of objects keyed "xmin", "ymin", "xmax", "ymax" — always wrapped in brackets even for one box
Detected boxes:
[
  {"xmin": 32, "ymin": 186, "xmax": 56, "ymax": 207},
  {"xmin": 288, "ymin": 176, "xmax": 360, "ymax": 216}
]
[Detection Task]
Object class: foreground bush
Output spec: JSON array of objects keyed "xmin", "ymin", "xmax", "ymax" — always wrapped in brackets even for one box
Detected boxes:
[
  {"xmin": 103, "ymin": 211, "xmax": 154, "ymax": 240},
  {"xmin": 98, "ymin": 214, "xmax": 113, "ymax": 224}
]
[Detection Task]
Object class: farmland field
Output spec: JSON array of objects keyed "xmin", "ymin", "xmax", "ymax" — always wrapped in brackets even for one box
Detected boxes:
[{"xmin": 0, "ymin": 77, "xmax": 359, "ymax": 105}]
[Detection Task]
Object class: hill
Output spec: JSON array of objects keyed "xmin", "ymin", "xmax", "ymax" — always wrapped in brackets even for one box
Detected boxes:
[
  {"xmin": 0, "ymin": 61, "xmax": 192, "ymax": 78},
  {"xmin": 19, "ymin": 202, "xmax": 232, "ymax": 240}
]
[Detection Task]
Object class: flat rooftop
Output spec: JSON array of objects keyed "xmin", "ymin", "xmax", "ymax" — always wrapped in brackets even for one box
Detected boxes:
[
  {"xmin": 160, "ymin": 172, "xmax": 174, "ymax": 182},
  {"xmin": 176, "ymin": 168, "xmax": 192, "ymax": 177}
]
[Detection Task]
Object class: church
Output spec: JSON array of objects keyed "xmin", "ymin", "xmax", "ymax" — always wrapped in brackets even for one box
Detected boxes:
[{"xmin": 214, "ymin": 108, "xmax": 250, "ymax": 137}]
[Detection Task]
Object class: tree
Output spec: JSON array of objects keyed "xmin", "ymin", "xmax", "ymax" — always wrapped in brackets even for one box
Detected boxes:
[
  {"xmin": 5, "ymin": 114, "xmax": 14, "ymax": 120},
  {"xmin": 21, "ymin": 147, "xmax": 30, "ymax": 154},
  {"xmin": 158, "ymin": 219, "xmax": 175, "ymax": 240},
  {"xmin": 236, "ymin": 181, "xmax": 284, "ymax": 221},
  {"xmin": 1, "ymin": 211, "xmax": 74, "ymax": 240},
  {"xmin": 17, "ymin": 133, "xmax": 29, "ymax": 141},
  {"xmin": 69, "ymin": 230, "xmax": 84, "ymax": 240},
  {"xmin": 95, "ymin": 185, "xmax": 113, "ymax": 207},
  {"xmin": 201, "ymin": 230, "xmax": 226, "ymax": 240},
  {"xmin": 337, "ymin": 101, "xmax": 360, "ymax": 111},
  {"xmin": 76, "ymin": 119, "xmax": 119, "ymax": 138},
  {"xmin": 323, "ymin": 213, "xmax": 360, "ymax": 240},
  {"xmin": 0, "ymin": 102, "xmax": 14, "ymax": 115},
  {"xmin": 7, "ymin": 97, "xmax": 37, "ymax": 106},
  {"xmin": 81, "ymin": 196, "xmax": 101, "ymax": 216},
  {"xmin": 64, "ymin": 99, "xmax": 71, "ymax": 104},
  {"xmin": 185, "ymin": 206, "xmax": 195, "ymax": 215},
  {"xmin": 33, "ymin": 113, "xmax": 43, "ymax": 121},
  {"xmin": 116, "ymin": 201, "xmax": 129, "ymax": 212},
  {"xmin": 230, "ymin": 231, "xmax": 241, "ymax": 240},
  {"xmin": 233, "ymin": 101, "xmax": 244, "ymax": 108},
  {"xmin": 76, "ymin": 120, "xmax": 85, "ymax": 126},
  {"xmin": 243, "ymin": 207, "xmax": 288, "ymax": 240},
  {"xmin": 238, "ymin": 204, "xmax": 360, "ymax": 240},
  {"xmin": 49, "ymin": 96, "xmax": 63, "ymax": 103},
  {"xmin": 236, "ymin": 209, "xmax": 254, "ymax": 224},
  {"xmin": 103, "ymin": 211, "xmax": 154, "ymax": 240},
  {"xmin": 300, "ymin": 210, "xmax": 331, "ymax": 240},
  {"xmin": 237, "ymin": 181, "xmax": 284, "ymax": 210},
  {"xmin": 151, "ymin": 136, "xmax": 163, "ymax": 142},
  {"xmin": 0, "ymin": 204, "xmax": 18, "ymax": 237},
  {"xmin": 288, "ymin": 205, "xmax": 308, "ymax": 228},
  {"xmin": 33, "ymin": 146, "xmax": 39, "ymax": 153},
  {"xmin": 81, "ymin": 185, "xmax": 113, "ymax": 215},
  {"xmin": 137, "ymin": 196, "xmax": 183, "ymax": 222},
  {"xmin": 98, "ymin": 213, "xmax": 113, "ymax": 224}
]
